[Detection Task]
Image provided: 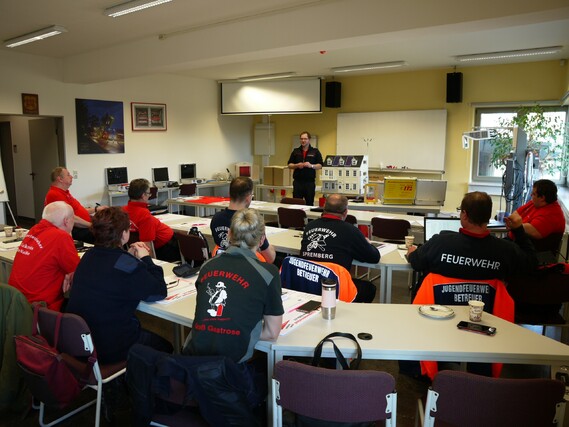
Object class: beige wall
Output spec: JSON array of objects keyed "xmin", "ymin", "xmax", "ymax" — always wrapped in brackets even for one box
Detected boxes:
[{"xmin": 262, "ymin": 60, "xmax": 568, "ymax": 212}]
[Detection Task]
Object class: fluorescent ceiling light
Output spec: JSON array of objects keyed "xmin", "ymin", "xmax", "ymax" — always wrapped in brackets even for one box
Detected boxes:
[
  {"xmin": 455, "ymin": 46, "xmax": 562, "ymax": 62},
  {"xmin": 332, "ymin": 61, "xmax": 407, "ymax": 73},
  {"xmin": 105, "ymin": 0, "xmax": 173, "ymax": 18},
  {"xmin": 4, "ymin": 25, "xmax": 67, "ymax": 48},
  {"xmin": 237, "ymin": 72, "xmax": 297, "ymax": 82}
]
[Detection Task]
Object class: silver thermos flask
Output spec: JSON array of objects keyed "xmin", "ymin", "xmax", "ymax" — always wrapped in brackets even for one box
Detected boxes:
[{"xmin": 321, "ymin": 278, "xmax": 337, "ymax": 320}]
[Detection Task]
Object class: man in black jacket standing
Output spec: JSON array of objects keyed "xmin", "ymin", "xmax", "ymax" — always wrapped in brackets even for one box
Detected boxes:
[{"xmin": 287, "ymin": 130, "xmax": 323, "ymax": 206}]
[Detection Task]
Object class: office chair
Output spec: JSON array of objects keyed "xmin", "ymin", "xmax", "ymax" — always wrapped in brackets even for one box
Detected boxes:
[
  {"xmin": 273, "ymin": 360, "xmax": 397, "ymax": 427},
  {"xmin": 266, "ymin": 197, "xmax": 306, "ymax": 227},
  {"xmin": 277, "ymin": 207, "xmax": 307, "ymax": 230},
  {"xmin": 533, "ymin": 232, "xmax": 564, "ymax": 264},
  {"xmin": 175, "ymin": 230, "xmax": 209, "ymax": 268},
  {"xmin": 280, "ymin": 197, "xmax": 305, "ymax": 205},
  {"xmin": 417, "ymin": 370, "xmax": 565, "ymax": 427},
  {"xmin": 179, "ymin": 183, "xmax": 197, "ymax": 197},
  {"xmin": 31, "ymin": 306, "xmax": 126, "ymax": 427},
  {"xmin": 371, "ymin": 217, "xmax": 410, "ymax": 243}
]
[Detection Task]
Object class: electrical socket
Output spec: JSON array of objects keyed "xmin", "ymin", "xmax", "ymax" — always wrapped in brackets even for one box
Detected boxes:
[{"xmin": 72, "ymin": 170, "xmax": 78, "ymax": 179}]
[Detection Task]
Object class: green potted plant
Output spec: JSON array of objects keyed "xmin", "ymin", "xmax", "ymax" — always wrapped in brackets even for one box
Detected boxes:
[{"xmin": 489, "ymin": 105, "xmax": 568, "ymax": 176}]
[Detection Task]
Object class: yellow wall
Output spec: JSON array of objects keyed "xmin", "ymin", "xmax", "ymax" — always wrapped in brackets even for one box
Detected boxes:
[{"xmin": 260, "ymin": 60, "xmax": 568, "ymax": 211}]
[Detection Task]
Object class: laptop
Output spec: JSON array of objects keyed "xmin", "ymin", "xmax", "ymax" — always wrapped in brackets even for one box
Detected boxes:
[{"xmin": 423, "ymin": 217, "xmax": 461, "ymax": 241}]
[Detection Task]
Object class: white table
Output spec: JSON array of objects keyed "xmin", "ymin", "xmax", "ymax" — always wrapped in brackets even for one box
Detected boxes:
[
  {"xmin": 138, "ymin": 288, "xmax": 569, "ymax": 427},
  {"xmin": 158, "ymin": 213, "xmax": 407, "ymax": 304}
]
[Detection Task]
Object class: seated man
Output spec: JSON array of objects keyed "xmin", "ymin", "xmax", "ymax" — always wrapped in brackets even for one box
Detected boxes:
[
  {"xmin": 122, "ymin": 178, "xmax": 180, "ymax": 262},
  {"xmin": 45, "ymin": 166, "xmax": 108, "ymax": 243},
  {"xmin": 409, "ymin": 191, "xmax": 537, "ymax": 280},
  {"xmin": 183, "ymin": 208, "xmax": 283, "ymax": 409},
  {"xmin": 300, "ymin": 194, "xmax": 379, "ymax": 303},
  {"xmin": 210, "ymin": 176, "xmax": 276, "ymax": 263},
  {"xmin": 9, "ymin": 201, "xmax": 79, "ymax": 311},
  {"xmin": 508, "ymin": 179, "xmax": 565, "ymax": 241}
]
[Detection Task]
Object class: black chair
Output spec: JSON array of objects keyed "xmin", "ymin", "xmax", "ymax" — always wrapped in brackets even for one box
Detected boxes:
[
  {"xmin": 371, "ymin": 217, "xmax": 410, "ymax": 243},
  {"xmin": 273, "ymin": 360, "xmax": 397, "ymax": 426},
  {"xmin": 176, "ymin": 231, "xmax": 209, "ymax": 268},
  {"xmin": 277, "ymin": 207, "xmax": 307, "ymax": 230},
  {"xmin": 179, "ymin": 183, "xmax": 197, "ymax": 197},
  {"xmin": 418, "ymin": 370, "xmax": 566, "ymax": 427},
  {"xmin": 126, "ymin": 229, "xmax": 156, "ymax": 258},
  {"xmin": 280, "ymin": 197, "xmax": 305, "ymax": 205},
  {"xmin": 533, "ymin": 232, "xmax": 564, "ymax": 264}
]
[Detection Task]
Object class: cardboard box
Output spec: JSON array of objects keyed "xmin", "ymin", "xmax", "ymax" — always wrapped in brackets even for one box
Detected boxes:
[
  {"xmin": 273, "ymin": 166, "xmax": 292, "ymax": 186},
  {"xmin": 263, "ymin": 166, "xmax": 275, "ymax": 185}
]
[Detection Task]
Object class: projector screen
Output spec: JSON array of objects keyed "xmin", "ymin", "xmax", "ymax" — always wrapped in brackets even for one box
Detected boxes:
[{"xmin": 220, "ymin": 78, "xmax": 322, "ymax": 115}]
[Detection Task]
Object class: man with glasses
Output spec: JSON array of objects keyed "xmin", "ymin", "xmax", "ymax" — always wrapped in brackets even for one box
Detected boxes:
[
  {"xmin": 122, "ymin": 178, "xmax": 180, "ymax": 262},
  {"xmin": 507, "ymin": 179, "xmax": 565, "ymax": 241},
  {"xmin": 287, "ymin": 130, "xmax": 323, "ymax": 206},
  {"xmin": 408, "ymin": 191, "xmax": 536, "ymax": 280},
  {"xmin": 210, "ymin": 176, "xmax": 276, "ymax": 263}
]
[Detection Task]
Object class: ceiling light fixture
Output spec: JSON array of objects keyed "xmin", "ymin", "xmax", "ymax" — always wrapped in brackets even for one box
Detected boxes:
[
  {"xmin": 237, "ymin": 72, "xmax": 297, "ymax": 82},
  {"xmin": 4, "ymin": 25, "xmax": 68, "ymax": 48},
  {"xmin": 104, "ymin": 0, "xmax": 173, "ymax": 18},
  {"xmin": 455, "ymin": 46, "xmax": 562, "ymax": 62},
  {"xmin": 332, "ymin": 61, "xmax": 407, "ymax": 73}
]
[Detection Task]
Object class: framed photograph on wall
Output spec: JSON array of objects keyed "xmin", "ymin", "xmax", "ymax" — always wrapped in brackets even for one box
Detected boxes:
[{"xmin": 131, "ymin": 102, "xmax": 167, "ymax": 131}]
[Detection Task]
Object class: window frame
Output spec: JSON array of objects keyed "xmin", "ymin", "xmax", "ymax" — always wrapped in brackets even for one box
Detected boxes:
[{"xmin": 471, "ymin": 105, "xmax": 568, "ymax": 185}]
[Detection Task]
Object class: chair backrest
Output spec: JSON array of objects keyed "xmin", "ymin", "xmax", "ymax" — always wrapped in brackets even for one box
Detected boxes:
[
  {"xmin": 281, "ymin": 197, "xmax": 306, "ymax": 205},
  {"xmin": 179, "ymin": 183, "xmax": 197, "ymax": 197},
  {"xmin": 176, "ymin": 231, "xmax": 209, "ymax": 267},
  {"xmin": 277, "ymin": 207, "xmax": 307, "ymax": 230},
  {"xmin": 371, "ymin": 217, "xmax": 411, "ymax": 242},
  {"xmin": 413, "ymin": 272, "xmax": 514, "ymax": 379},
  {"xmin": 345, "ymin": 214, "xmax": 357, "ymax": 225},
  {"xmin": 279, "ymin": 256, "xmax": 357, "ymax": 302},
  {"xmin": 423, "ymin": 370, "xmax": 566, "ymax": 427},
  {"xmin": 148, "ymin": 186, "xmax": 158, "ymax": 201},
  {"xmin": 273, "ymin": 360, "xmax": 396, "ymax": 426},
  {"xmin": 533, "ymin": 232, "xmax": 564, "ymax": 264},
  {"xmin": 36, "ymin": 306, "xmax": 93, "ymax": 358}
]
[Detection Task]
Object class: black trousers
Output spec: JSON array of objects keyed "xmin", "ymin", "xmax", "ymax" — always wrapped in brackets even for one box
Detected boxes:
[{"xmin": 293, "ymin": 180, "xmax": 316, "ymax": 206}]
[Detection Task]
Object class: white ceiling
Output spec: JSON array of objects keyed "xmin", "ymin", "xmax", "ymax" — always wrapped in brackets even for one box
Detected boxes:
[{"xmin": 1, "ymin": 0, "xmax": 569, "ymax": 84}]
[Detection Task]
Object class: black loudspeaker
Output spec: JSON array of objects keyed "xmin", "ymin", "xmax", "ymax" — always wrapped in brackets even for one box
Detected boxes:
[
  {"xmin": 325, "ymin": 81, "xmax": 342, "ymax": 108},
  {"xmin": 446, "ymin": 72, "xmax": 463, "ymax": 103}
]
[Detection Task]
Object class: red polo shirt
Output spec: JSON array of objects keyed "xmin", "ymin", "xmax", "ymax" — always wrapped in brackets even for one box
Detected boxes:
[
  {"xmin": 122, "ymin": 201, "xmax": 174, "ymax": 248},
  {"xmin": 45, "ymin": 186, "xmax": 91, "ymax": 223}
]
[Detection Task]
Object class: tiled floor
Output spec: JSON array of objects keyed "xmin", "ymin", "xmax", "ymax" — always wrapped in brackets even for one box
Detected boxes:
[{"xmin": 2, "ymin": 271, "xmax": 557, "ymax": 427}]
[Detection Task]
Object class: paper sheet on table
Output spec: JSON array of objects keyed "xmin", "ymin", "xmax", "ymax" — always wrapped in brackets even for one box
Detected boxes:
[
  {"xmin": 265, "ymin": 227, "xmax": 288, "ymax": 236},
  {"xmin": 0, "ymin": 240, "xmax": 22, "ymax": 250},
  {"xmin": 156, "ymin": 275, "xmax": 198, "ymax": 304},
  {"xmin": 280, "ymin": 291, "xmax": 321, "ymax": 336},
  {"xmin": 171, "ymin": 218, "xmax": 212, "ymax": 231},
  {"xmin": 157, "ymin": 214, "xmax": 189, "ymax": 223},
  {"xmin": 371, "ymin": 242, "xmax": 398, "ymax": 257}
]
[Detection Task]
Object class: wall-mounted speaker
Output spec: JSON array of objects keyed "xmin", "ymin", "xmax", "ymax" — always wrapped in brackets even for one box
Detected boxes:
[
  {"xmin": 446, "ymin": 72, "xmax": 463, "ymax": 103},
  {"xmin": 325, "ymin": 81, "xmax": 342, "ymax": 108}
]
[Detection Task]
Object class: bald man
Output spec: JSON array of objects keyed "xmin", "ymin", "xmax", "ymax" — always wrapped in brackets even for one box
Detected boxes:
[{"xmin": 9, "ymin": 201, "xmax": 80, "ymax": 311}]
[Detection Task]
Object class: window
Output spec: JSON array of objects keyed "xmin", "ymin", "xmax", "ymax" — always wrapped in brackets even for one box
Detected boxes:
[{"xmin": 472, "ymin": 106, "xmax": 568, "ymax": 184}]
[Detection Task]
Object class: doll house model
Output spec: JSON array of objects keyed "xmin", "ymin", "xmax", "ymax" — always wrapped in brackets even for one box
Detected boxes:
[{"xmin": 321, "ymin": 155, "xmax": 368, "ymax": 195}]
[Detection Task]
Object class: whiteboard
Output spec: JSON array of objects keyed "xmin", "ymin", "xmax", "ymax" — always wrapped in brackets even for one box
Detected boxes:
[{"xmin": 337, "ymin": 110, "xmax": 447, "ymax": 170}]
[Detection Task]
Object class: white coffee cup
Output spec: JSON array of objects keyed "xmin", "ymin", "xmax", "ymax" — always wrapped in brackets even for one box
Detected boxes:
[
  {"xmin": 468, "ymin": 300, "xmax": 485, "ymax": 322},
  {"xmin": 4, "ymin": 226, "xmax": 13, "ymax": 237},
  {"xmin": 404, "ymin": 235, "xmax": 415, "ymax": 248}
]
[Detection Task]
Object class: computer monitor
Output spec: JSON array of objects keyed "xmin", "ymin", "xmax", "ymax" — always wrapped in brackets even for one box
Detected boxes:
[
  {"xmin": 234, "ymin": 162, "xmax": 251, "ymax": 178},
  {"xmin": 423, "ymin": 217, "xmax": 461, "ymax": 241},
  {"xmin": 152, "ymin": 167, "xmax": 169, "ymax": 185},
  {"xmin": 106, "ymin": 167, "xmax": 128, "ymax": 186},
  {"xmin": 180, "ymin": 163, "xmax": 197, "ymax": 180}
]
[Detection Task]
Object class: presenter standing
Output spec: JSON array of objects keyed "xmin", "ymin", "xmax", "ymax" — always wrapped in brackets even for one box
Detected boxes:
[{"xmin": 287, "ymin": 131, "xmax": 323, "ymax": 206}]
